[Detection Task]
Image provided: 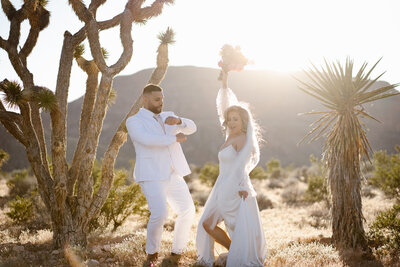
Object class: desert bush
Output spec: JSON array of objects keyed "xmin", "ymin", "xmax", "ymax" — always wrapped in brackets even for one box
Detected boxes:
[
  {"xmin": 6, "ymin": 196, "xmax": 33, "ymax": 224},
  {"xmin": 256, "ymin": 194, "xmax": 273, "ymax": 210},
  {"xmin": 309, "ymin": 208, "xmax": 330, "ymax": 229},
  {"xmin": 6, "ymin": 169, "xmax": 35, "ymax": 197},
  {"xmin": 90, "ymin": 167, "xmax": 149, "ymax": 232},
  {"xmin": 270, "ymin": 168, "xmax": 282, "ymax": 179},
  {"xmin": 0, "ymin": 149, "xmax": 9, "ymax": 170},
  {"xmin": 281, "ymin": 185, "xmax": 305, "ymax": 205},
  {"xmin": 6, "ymin": 188, "xmax": 51, "ymax": 229},
  {"xmin": 267, "ymin": 179, "xmax": 283, "ymax": 189},
  {"xmin": 266, "ymin": 158, "xmax": 280, "ymax": 174},
  {"xmin": 369, "ymin": 149, "xmax": 400, "ymax": 200},
  {"xmin": 199, "ymin": 162, "xmax": 219, "ymax": 186},
  {"xmin": 304, "ymin": 175, "xmax": 328, "ymax": 203},
  {"xmin": 361, "ymin": 185, "xmax": 376, "ymax": 198},
  {"xmin": 192, "ymin": 191, "xmax": 209, "ymax": 207},
  {"xmin": 367, "ymin": 203, "xmax": 400, "ymax": 258},
  {"xmin": 250, "ymin": 166, "xmax": 267, "ymax": 179}
]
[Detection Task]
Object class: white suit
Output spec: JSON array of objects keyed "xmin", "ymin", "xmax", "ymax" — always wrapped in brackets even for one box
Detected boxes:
[{"xmin": 126, "ymin": 107, "xmax": 197, "ymax": 254}]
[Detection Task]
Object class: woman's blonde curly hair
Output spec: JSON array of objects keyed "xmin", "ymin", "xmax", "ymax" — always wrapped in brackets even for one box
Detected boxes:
[{"xmin": 222, "ymin": 105, "xmax": 249, "ymax": 135}]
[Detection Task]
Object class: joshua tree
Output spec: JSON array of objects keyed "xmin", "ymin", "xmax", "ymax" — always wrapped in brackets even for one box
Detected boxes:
[
  {"xmin": 296, "ymin": 58, "xmax": 399, "ymax": 252},
  {"xmin": 0, "ymin": 0, "xmax": 175, "ymax": 248}
]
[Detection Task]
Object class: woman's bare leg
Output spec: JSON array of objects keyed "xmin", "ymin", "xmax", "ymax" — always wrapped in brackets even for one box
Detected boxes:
[{"xmin": 202, "ymin": 221, "xmax": 231, "ymax": 250}]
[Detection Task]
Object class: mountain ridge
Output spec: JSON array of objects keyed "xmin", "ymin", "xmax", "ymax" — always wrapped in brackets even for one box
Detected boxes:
[{"xmin": 1, "ymin": 66, "xmax": 399, "ymax": 171}]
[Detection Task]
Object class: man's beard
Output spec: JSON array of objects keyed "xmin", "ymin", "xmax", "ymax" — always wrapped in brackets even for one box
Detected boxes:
[{"xmin": 148, "ymin": 104, "xmax": 162, "ymax": 114}]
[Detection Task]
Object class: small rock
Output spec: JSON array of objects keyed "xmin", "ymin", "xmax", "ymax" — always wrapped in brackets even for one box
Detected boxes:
[
  {"xmin": 106, "ymin": 258, "xmax": 113, "ymax": 263},
  {"xmin": 51, "ymin": 249, "xmax": 60, "ymax": 255},
  {"xmin": 103, "ymin": 245, "xmax": 111, "ymax": 251},
  {"xmin": 13, "ymin": 246, "xmax": 24, "ymax": 252},
  {"xmin": 92, "ymin": 245, "xmax": 101, "ymax": 254},
  {"xmin": 99, "ymin": 257, "xmax": 106, "ymax": 262},
  {"xmin": 87, "ymin": 259, "xmax": 100, "ymax": 267}
]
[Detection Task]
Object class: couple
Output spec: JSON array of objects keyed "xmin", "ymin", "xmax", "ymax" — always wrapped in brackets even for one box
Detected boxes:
[{"xmin": 126, "ymin": 71, "xmax": 267, "ymax": 267}]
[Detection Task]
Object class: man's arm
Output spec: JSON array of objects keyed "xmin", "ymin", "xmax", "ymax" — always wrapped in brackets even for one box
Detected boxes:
[
  {"xmin": 177, "ymin": 117, "xmax": 197, "ymax": 135},
  {"xmin": 165, "ymin": 114, "xmax": 197, "ymax": 135},
  {"xmin": 126, "ymin": 117, "xmax": 176, "ymax": 147}
]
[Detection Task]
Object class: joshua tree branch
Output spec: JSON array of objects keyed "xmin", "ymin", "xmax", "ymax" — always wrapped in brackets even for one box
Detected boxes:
[
  {"xmin": 19, "ymin": 103, "xmax": 54, "ymax": 209},
  {"xmin": 0, "ymin": 101, "xmax": 26, "ymax": 146},
  {"xmin": 30, "ymin": 101, "xmax": 51, "ymax": 174},
  {"xmin": 76, "ymin": 73, "xmax": 113, "ymax": 224},
  {"xmin": 134, "ymin": 0, "xmax": 174, "ymax": 21},
  {"xmin": 19, "ymin": 27, "xmax": 40, "ymax": 65},
  {"xmin": 67, "ymin": 57, "xmax": 99, "ymax": 196},
  {"xmin": 68, "ymin": 0, "xmax": 93, "ymax": 23},
  {"xmin": 1, "ymin": 0, "xmax": 16, "ymax": 20},
  {"xmin": 89, "ymin": 0, "xmax": 107, "ymax": 13},
  {"xmin": 109, "ymin": 9, "xmax": 133, "ymax": 75},
  {"xmin": 0, "ymin": 36, "xmax": 8, "ymax": 50}
]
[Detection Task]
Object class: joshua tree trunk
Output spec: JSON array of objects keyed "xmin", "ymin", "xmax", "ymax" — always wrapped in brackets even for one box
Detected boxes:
[{"xmin": 0, "ymin": 0, "xmax": 175, "ymax": 248}]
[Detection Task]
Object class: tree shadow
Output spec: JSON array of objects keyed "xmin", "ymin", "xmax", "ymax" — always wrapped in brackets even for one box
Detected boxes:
[
  {"xmin": 300, "ymin": 236, "xmax": 384, "ymax": 267},
  {"xmin": 337, "ymin": 247, "xmax": 383, "ymax": 267}
]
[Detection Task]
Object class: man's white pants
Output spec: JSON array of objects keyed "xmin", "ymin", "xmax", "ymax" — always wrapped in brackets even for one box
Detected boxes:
[{"xmin": 139, "ymin": 171, "xmax": 195, "ymax": 254}]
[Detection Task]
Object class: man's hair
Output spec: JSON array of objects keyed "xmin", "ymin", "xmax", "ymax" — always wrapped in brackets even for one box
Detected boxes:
[{"xmin": 142, "ymin": 84, "xmax": 162, "ymax": 95}]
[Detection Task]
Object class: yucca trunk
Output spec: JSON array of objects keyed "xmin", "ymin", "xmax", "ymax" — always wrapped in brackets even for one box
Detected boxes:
[{"xmin": 326, "ymin": 113, "xmax": 368, "ymax": 250}]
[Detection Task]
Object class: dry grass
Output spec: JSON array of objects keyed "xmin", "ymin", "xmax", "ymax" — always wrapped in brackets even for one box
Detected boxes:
[{"xmin": 0, "ymin": 174, "xmax": 396, "ymax": 266}]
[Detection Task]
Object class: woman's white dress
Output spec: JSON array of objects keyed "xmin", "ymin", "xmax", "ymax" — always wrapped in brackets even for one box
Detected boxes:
[{"xmin": 196, "ymin": 88, "xmax": 267, "ymax": 267}]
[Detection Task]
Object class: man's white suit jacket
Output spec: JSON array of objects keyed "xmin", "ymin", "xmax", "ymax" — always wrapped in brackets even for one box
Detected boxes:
[{"xmin": 126, "ymin": 107, "xmax": 197, "ymax": 182}]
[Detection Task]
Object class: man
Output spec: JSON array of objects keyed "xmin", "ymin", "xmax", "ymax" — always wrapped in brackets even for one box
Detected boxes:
[{"xmin": 126, "ymin": 84, "xmax": 196, "ymax": 265}]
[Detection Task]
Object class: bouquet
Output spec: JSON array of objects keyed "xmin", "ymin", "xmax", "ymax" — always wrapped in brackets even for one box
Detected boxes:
[{"xmin": 217, "ymin": 44, "xmax": 249, "ymax": 80}]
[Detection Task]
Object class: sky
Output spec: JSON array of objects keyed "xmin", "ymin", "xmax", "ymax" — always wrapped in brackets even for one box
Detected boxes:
[{"xmin": 1, "ymin": 0, "xmax": 400, "ymax": 103}]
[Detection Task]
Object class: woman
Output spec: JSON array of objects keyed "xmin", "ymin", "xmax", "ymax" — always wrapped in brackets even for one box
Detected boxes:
[{"xmin": 196, "ymin": 71, "xmax": 267, "ymax": 267}]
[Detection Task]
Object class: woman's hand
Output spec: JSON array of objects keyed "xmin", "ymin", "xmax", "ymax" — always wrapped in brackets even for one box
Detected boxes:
[{"xmin": 238, "ymin": 190, "xmax": 248, "ymax": 199}]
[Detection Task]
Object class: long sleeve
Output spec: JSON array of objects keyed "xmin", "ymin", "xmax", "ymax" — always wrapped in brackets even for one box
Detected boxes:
[
  {"xmin": 165, "ymin": 113, "xmax": 197, "ymax": 136},
  {"xmin": 177, "ymin": 117, "xmax": 197, "ymax": 135},
  {"xmin": 216, "ymin": 87, "xmax": 239, "ymax": 127},
  {"xmin": 126, "ymin": 117, "xmax": 176, "ymax": 147}
]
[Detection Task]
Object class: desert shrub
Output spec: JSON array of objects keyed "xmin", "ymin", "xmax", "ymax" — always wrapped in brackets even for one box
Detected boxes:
[
  {"xmin": 6, "ymin": 188, "xmax": 51, "ymax": 229},
  {"xmin": 361, "ymin": 185, "xmax": 376, "ymax": 198},
  {"xmin": 369, "ymin": 149, "xmax": 400, "ymax": 200},
  {"xmin": 281, "ymin": 185, "xmax": 305, "ymax": 205},
  {"xmin": 270, "ymin": 168, "xmax": 282, "ymax": 179},
  {"xmin": 250, "ymin": 166, "xmax": 267, "ymax": 179},
  {"xmin": 304, "ymin": 175, "xmax": 328, "ymax": 203},
  {"xmin": 309, "ymin": 208, "xmax": 330, "ymax": 228},
  {"xmin": 90, "ymin": 168, "xmax": 149, "ymax": 232},
  {"xmin": 0, "ymin": 149, "xmax": 9, "ymax": 170},
  {"xmin": 256, "ymin": 194, "xmax": 273, "ymax": 210},
  {"xmin": 192, "ymin": 191, "xmax": 209, "ymax": 207},
  {"xmin": 267, "ymin": 179, "xmax": 283, "ymax": 189},
  {"xmin": 6, "ymin": 196, "xmax": 33, "ymax": 224},
  {"xmin": 199, "ymin": 162, "xmax": 219, "ymax": 186},
  {"xmin": 267, "ymin": 158, "xmax": 280, "ymax": 173},
  {"xmin": 6, "ymin": 169, "xmax": 35, "ymax": 197},
  {"xmin": 367, "ymin": 203, "xmax": 400, "ymax": 258},
  {"xmin": 266, "ymin": 158, "xmax": 280, "ymax": 174}
]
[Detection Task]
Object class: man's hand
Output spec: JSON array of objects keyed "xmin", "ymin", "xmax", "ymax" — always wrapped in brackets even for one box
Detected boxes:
[
  {"xmin": 176, "ymin": 133, "xmax": 187, "ymax": 143},
  {"xmin": 165, "ymin": 116, "xmax": 182, "ymax": 125},
  {"xmin": 238, "ymin": 190, "xmax": 248, "ymax": 199}
]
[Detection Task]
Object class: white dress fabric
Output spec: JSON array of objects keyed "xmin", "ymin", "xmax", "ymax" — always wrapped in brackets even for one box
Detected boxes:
[{"xmin": 196, "ymin": 88, "xmax": 267, "ymax": 267}]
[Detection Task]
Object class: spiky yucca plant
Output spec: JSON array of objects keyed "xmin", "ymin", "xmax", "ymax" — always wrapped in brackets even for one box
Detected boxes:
[
  {"xmin": 0, "ymin": 80, "xmax": 23, "ymax": 109},
  {"xmin": 297, "ymin": 58, "xmax": 399, "ymax": 251}
]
